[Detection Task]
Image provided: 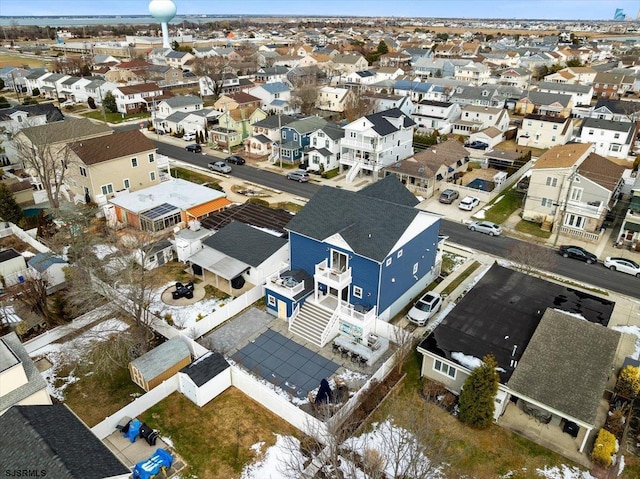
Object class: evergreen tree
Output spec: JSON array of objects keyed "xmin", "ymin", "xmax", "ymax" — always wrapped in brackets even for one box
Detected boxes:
[
  {"xmin": 458, "ymin": 354, "xmax": 500, "ymax": 429},
  {"xmin": 376, "ymin": 40, "xmax": 389, "ymax": 55},
  {"xmin": 0, "ymin": 183, "xmax": 23, "ymax": 224},
  {"xmin": 102, "ymin": 91, "xmax": 117, "ymax": 113}
]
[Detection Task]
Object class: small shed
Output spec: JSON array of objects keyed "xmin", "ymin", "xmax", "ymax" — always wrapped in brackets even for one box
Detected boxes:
[
  {"xmin": 178, "ymin": 351, "xmax": 231, "ymax": 407},
  {"xmin": 27, "ymin": 252, "xmax": 68, "ymax": 294},
  {"xmin": 0, "ymin": 249, "xmax": 27, "ymax": 287},
  {"xmin": 135, "ymin": 239, "xmax": 175, "ymax": 270},
  {"xmin": 129, "ymin": 337, "xmax": 191, "ymax": 392}
]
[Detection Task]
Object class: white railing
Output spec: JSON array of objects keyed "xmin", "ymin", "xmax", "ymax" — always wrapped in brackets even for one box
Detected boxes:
[
  {"xmin": 559, "ymin": 226, "xmax": 602, "ymax": 242},
  {"xmin": 341, "ymin": 138, "xmax": 377, "ymax": 150},
  {"xmin": 346, "ymin": 161, "xmax": 363, "ymax": 183},
  {"xmin": 267, "ymin": 271, "xmax": 306, "ymax": 296},
  {"xmin": 315, "ymin": 259, "xmax": 352, "ymax": 287},
  {"xmin": 338, "ymin": 303, "xmax": 377, "ymax": 325},
  {"xmin": 566, "ymin": 200, "xmax": 604, "ymax": 217},
  {"xmin": 319, "ymin": 307, "xmax": 341, "ymax": 347},
  {"xmin": 291, "ymin": 302, "xmax": 300, "ymax": 322}
]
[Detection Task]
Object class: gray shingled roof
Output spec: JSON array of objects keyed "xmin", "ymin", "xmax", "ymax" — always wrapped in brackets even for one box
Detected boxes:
[
  {"xmin": 203, "ymin": 221, "xmax": 287, "ymax": 267},
  {"xmin": 359, "ymin": 174, "xmax": 419, "ymax": 207},
  {"xmin": 507, "ymin": 309, "xmax": 620, "ymax": 425},
  {"xmin": 130, "ymin": 337, "xmax": 190, "ymax": 382},
  {"xmin": 180, "ymin": 351, "xmax": 229, "ymax": 387},
  {"xmin": 526, "ymin": 90, "xmax": 572, "ymax": 107},
  {"xmin": 0, "ymin": 333, "xmax": 49, "ymax": 418},
  {"xmin": 0, "ymin": 404, "xmax": 129, "ymax": 478},
  {"xmin": 163, "ymin": 95, "xmax": 202, "ymax": 108},
  {"xmin": 20, "ymin": 118, "xmax": 112, "ymax": 146},
  {"xmin": 581, "ymin": 117, "xmax": 635, "ymax": 133},
  {"xmin": 535, "ymin": 81, "xmax": 593, "ymax": 94},
  {"xmin": 365, "ymin": 108, "xmax": 415, "ymax": 136},
  {"xmin": 286, "ymin": 177, "xmax": 424, "ymax": 262}
]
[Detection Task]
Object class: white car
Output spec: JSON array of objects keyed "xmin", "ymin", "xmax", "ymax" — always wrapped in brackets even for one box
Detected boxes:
[
  {"xmin": 183, "ymin": 132, "xmax": 196, "ymax": 141},
  {"xmin": 459, "ymin": 196, "xmax": 480, "ymax": 211},
  {"xmin": 407, "ymin": 292, "xmax": 442, "ymax": 326},
  {"xmin": 468, "ymin": 221, "xmax": 502, "ymax": 236},
  {"xmin": 604, "ymin": 257, "xmax": 640, "ymax": 277}
]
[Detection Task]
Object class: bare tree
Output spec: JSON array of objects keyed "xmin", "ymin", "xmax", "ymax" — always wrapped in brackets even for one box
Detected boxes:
[
  {"xmin": 12, "ymin": 121, "xmax": 81, "ymax": 210},
  {"xmin": 343, "ymin": 89, "xmax": 373, "ymax": 123},
  {"xmin": 291, "ymin": 84, "xmax": 319, "ymax": 116},
  {"xmin": 192, "ymin": 56, "xmax": 232, "ymax": 100},
  {"xmin": 507, "ymin": 241, "xmax": 557, "ymax": 274}
]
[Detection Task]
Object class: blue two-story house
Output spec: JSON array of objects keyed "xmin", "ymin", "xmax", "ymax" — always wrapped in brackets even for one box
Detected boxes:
[
  {"xmin": 277, "ymin": 116, "xmax": 327, "ymax": 163},
  {"xmin": 264, "ymin": 175, "xmax": 442, "ymax": 347}
]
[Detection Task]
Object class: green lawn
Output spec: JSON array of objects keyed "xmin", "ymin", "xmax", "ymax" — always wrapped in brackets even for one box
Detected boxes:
[
  {"xmin": 441, "ymin": 261, "xmax": 481, "ymax": 296},
  {"xmin": 83, "ymin": 110, "xmax": 150, "ymax": 124},
  {"xmin": 170, "ymin": 167, "xmax": 222, "ymax": 191},
  {"xmin": 481, "ymin": 188, "xmax": 524, "ymax": 224},
  {"xmin": 515, "ymin": 219, "xmax": 552, "ymax": 239}
]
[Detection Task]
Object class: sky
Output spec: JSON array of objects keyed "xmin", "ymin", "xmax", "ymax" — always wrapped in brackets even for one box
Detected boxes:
[{"xmin": 0, "ymin": 0, "xmax": 639, "ymax": 21}]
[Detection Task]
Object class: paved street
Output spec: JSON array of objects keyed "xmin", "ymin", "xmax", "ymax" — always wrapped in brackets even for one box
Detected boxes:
[{"xmin": 143, "ymin": 130, "xmax": 640, "ymax": 299}]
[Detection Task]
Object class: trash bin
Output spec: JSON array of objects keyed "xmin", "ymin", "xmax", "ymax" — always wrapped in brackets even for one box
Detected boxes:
[{"xmin": 139, "ymin": 422, "xmax": 158, "ymax": 446}]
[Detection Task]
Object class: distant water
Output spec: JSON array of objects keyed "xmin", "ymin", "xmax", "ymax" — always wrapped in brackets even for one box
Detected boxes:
[{"xmin": 0, "ymin": 15, "xmax": 231, "ymax": 27}]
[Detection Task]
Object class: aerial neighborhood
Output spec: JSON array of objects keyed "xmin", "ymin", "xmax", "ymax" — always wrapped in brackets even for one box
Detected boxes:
[{"xmin": 2, "ymin": 2, "xmax": 640, "ymax": 478}]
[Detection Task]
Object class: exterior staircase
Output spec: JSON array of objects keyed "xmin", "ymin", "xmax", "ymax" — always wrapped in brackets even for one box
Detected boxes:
[
  {"xmin": 289, "ymin": 301, "xmax": 334, "ymax": 347},
  {"xmin": 346, "ymin": 162, "xmax": 363, "ymax": 183}
]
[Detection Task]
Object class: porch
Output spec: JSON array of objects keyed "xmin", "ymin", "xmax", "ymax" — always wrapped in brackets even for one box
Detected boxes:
[{"xmin": 497, "ymin": 401, "xmax": 594, "ymax": 468}]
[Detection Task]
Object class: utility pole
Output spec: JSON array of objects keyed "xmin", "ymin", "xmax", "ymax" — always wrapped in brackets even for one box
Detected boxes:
[
  {"xmin": 553, "ymin": 166, "xmax": 577, "ymax": 247},
  {"xmin": 278, "ymin": 111, "xmax": 282, "ymax": 169}
]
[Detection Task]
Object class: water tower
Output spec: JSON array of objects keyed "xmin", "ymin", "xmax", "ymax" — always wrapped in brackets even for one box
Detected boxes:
[{"xmin": 149, "ymin": 0, "xmax": 177, "ymax": 49}]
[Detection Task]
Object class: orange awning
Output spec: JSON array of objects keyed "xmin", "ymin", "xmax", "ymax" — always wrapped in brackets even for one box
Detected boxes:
[{"xmin": 186, "ymin": 197, "xmax": 232, "ymax": 219}]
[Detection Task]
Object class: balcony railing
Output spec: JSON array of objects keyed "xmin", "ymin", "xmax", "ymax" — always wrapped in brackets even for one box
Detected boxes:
[
  {"xmin": 341, "ymin": 138, "xmax": 378, "ymax": 150},
  {"xmin": 338, "ymin": 303, "xmax": 377, "ymax": 325},
  {"xmin": 315, "ymin": 259, "xmax": 352, "ymax": 288},
  {"xmin": 559, "ymin": 226, "xmax": 602, "ymax": 242},
  {"xmin": 566, "ymin": 200, "xmax": 604, "ymax": 217},
  {"xmin": 267, "ymin": 268, "xmax": 306, "ymax": 297}
]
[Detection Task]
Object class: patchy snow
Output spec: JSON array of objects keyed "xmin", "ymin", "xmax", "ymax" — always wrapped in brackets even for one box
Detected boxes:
[
  {"xmin": 92, "ymin": 244, "xmax": 118, "ymax": 260},
  {"xmin": 613, "ymin": 325, "xmax": 640, "ymax": 360},
  {"xmin": 451, "ymin": 352, "xmax": 483, "ymax": 370},
  {"xmin": 427, "ymin": 302, "xmax": 455, "ymax": 331},
  {"xmin": 21, "ymin": 250, "xmax": 36, "ymax": 258},
  {"xmin": 493, "ymin": 195, "xmax": 505, "ymax": 204},
  {"xmin": 241, "ymin": 434, "xmax": 305, "ymax": 479},
  {"xmin": 145, "ymin": 281, "xmax": 232, "ymax": 331},
  {"xmin": 161, "ymin": 435, "xmax": 174, "ymax": 448},
  {"xmin": 35, "ymin": 318, "xmax": 129, "ymax": 401},
  {"xmin": 342, "ymin": 419, "xmax": 445, "ymax": 479},
  {"xmin": 536, "ymin": 465, "xmax": 596, "ymax": 479},
  {"xmin": 473, "ymin": 208, "xmax": 486, "ymax": 219},
  {"xmin": 553, "ymin": 308, "xmax": 587, "ymax": 321}
]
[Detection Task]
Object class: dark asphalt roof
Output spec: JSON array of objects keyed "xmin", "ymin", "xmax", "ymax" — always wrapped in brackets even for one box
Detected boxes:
[
  {"xmin": 0, "ymin": 103, "xmax": 64, "ymax": 123},
  {"xmin": 359, "ymin": 174, "xmax": 419, "ymax": 207},
  {"xmin": 203, "ymin": 221, "xmax": 287, "ymax": 267},
  {"xmin": 0, "ymin": 405, "xmax": 129, "ymax": 478},
  {"xmin": 418, "ymin": 264, "xmax": 615, "ymax": 383},
  {"xmin": 286, "ymin": 176, "xmax": 425, "ymax": 262},
  {"xmin": 0, "ymin": 248, "xmax": 22, "ymax": 263},
  {"xmin": 180, "ymin": 351, "xmax": 229, "ymax": 387},
  {"xmin": 365, "ymin": 107, "xmax": 415, "ymax": 136},
  {"xmin": 27, "ymin": 252, "xmax": 67, "ymax": 272},
  {"xmin": 508, "ymin": 309, "xmax": 620, "ymax": 425}
]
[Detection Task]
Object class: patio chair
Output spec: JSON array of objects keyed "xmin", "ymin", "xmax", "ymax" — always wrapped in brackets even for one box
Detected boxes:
[
  {"xmin": 332, "ymin": 342, "xmax": 341, "ymax": 354},
  {"xmin": 359, "ymin": 356, "xmax": 368, "ymax": 367},
  {"xmin": 340, "ymin": 347, "xmax": 350, "ymax": 359},
  {"xmin": 350, "ymin": 352, "xmax": 360, "ymax": 363}
]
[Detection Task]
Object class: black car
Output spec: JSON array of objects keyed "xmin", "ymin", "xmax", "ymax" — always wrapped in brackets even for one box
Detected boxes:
[
  {"xmin": 225, "ymin": 155, "xmax": 245, "ymax": 165},
  {"xmin": 186, "ymin": 144, "xmax": 202, "ymax": 153},
  {"xmin": 464, "ymin": 141, "xmax": 489, "ymax": 150},
  {"xmin": 558, "ymin": 245, "xmax": 597, "ymax": 264}
]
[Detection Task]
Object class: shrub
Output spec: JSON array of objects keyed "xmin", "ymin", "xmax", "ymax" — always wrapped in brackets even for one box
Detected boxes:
[
  {"xmin": 32, "ymin": 87, "xmax": 40, "ymax": 96},
  {"xmin": 458, "ymin": 354, "xmax": 500, "ymax": 429},
  {"xmin": 590, "ymin": 428, "xmax": 617, "ymax": 468},
  {"xmin": 615, "ymin": 365, "xmax": 640, "ymax": 399},
  {"xmin": 321, "ymin": 167, "xmax": 340, "ymax": 179},
  {"xmin": 246, "ymin": 197, "xmax": 270, "ymax": 207}
]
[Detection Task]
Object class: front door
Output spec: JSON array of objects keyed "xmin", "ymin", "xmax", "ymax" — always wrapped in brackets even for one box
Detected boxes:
[
  {"xmin": 277, "ymin": 300, "xmax": 287, "ymax": 319},
  {"xmin": 331, "ymin": 249, "xmax": 348, "ymax": 273}
]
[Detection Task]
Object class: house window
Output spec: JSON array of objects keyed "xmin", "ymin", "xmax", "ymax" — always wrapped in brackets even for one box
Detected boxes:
[
  {"xmin": 541, "ymin": 198, "xmax": 553, "ymax": 207},
  {"xmin": 281, "ymin": 131, "xmax": 286, "ymax": 139},
  {"xmin": 570, "ymin": 187, "xmax": 582, "ymax": 202},
  {"xmin": 434, "ymin": 359, "xmax": 456, "ymax": 379},
  {"xmin": 79, "ymin": 166, "xmax": 87, "ymax": 177},
  {"xmin": 545, "ymin": 177, "xmax": 558, "ymax": 187},
  {"xmin": 293, "ymin": 133, "xmax": 298, "ymax": 141},
  {"xmin": 267, "ymin": 295, "xmax": 276, "ymax": 307},
  {"xmin": 611, "ymin": 144, "xmax": 621, "ymax": 152},
  {"xmin": 386, "ymin": 257, "xmax": 392, "ymax": 267},
  {"xmin": 350, "ymin": 132, "xmax": 356, "ymax": 138},
  {"xmin": 100, "ymin": 183, "xmax": 114, "ymax": 195},
  {"xmin": 131, "ymin": 157, "xmax": 138, "ymax": 168},
  {"xmin": 553, "ymin": 124, "xmax": 558, "ymax": 130},
  {"xmin": 588, "ymin": 129, "xmax": 594, "ymax": 135},
  {"xmin": 123, "ymin": 178, "xmax": 130, "ymax": 189},
  {"xmin": 331, "ymin": 249, "xmax": 348, "ymax": 273},
  {"xmin": 564, "ymin": 213, "xmax": 586, "ymax": 229},
  {"xmin": 397, "ymin": 249, "xmax": 403, "ymax": 258},
  {"xmin": 614, "ymin": 133, "xmax": 620, "ymax": 139},
  {"xmin": 413, "ymin": 262, "xmax": 418, "ymax": 274},
  {"xmin": 148, "ymin": 153, "xmax": 155, "ymax": 162},
  {"xmin": 353, "ymin": 286, "xmax": 363, "ymax": 299},
  {"xmin": 150, "ymin": 172, "xmax": 156, "ymax": 181}
]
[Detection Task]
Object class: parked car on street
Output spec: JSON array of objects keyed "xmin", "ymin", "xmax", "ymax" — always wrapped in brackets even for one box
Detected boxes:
[
  {"xmin": 468, "ymin": 221, "xmax": 502, "ymax": 236},
  {"xmin": 208, "ymin": 161, "xmax": 232, "ymax": 173},
  {"xmin": 225, "ymin": 155, "xmax": 245, "ymax": 165},
  {"xmin": 185, "ymin": 144, "xmax": 202, "ymax": 153},
  {"xmin": 407, "ymin": 292, "xmax": 442, "ymax": 326},
  {"xmin": 183, "ymin": 132, "xmax": 196, "ymax": 141},
  {"xmin": 438, "ymin": 189, "xmax": 459, "ymax": 204},
  {"xmin": 558, "ymin": 245, "xmax": 597, "ymax": 264},
  {"xmin": 603, "ymin": 257, "xmax": 640, "ymax": 277},
  {"xmin": 459, "ymin": 196, "xmax": 480, "ymax": 211},
  {"xmin": 286, "ymin": 170, "xmax": 310, "ymax": 182},
  {"xmin": 464, "ymin": 141, "xmax": 489, "ymax": 150}
]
